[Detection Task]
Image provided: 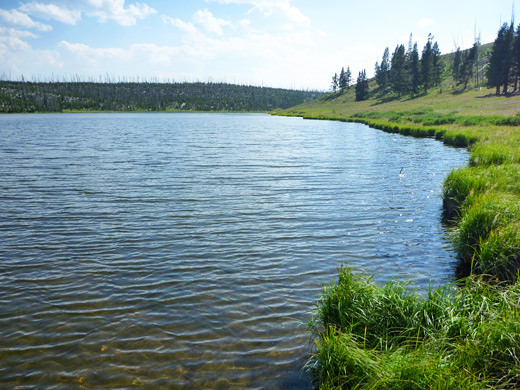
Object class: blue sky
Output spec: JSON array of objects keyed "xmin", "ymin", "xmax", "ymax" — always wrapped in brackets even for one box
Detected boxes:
[{"xmin": 0, "ymin": 0, "xmax": 517, "ymax": 89}]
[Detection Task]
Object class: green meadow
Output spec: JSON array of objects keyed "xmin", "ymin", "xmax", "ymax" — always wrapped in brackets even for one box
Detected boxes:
[{"xmin": 276, "ymin": 80, "xmax": 520, "ymax": 387}]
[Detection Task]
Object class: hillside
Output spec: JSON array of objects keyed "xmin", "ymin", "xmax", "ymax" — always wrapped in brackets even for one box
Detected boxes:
[{"xmin": 0, "ymin": 81, "xmax": 324, "ymax": 113}]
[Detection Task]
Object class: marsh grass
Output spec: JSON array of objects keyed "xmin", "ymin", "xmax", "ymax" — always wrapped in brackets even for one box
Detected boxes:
[{"xmin": 308, "ymin": 268, "xmax": 520, "ymax": 389}]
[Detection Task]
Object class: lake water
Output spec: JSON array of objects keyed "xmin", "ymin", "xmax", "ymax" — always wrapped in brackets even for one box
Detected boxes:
[{"xmin": 0, "ymin": 113, "xmax": 468, "ymax": 389}]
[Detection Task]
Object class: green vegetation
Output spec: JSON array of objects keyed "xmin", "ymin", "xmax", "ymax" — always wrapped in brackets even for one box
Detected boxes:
[
  {"xmin": 0, "ymin": 80, "xmax": 323, "ymax": 113},
  {"xmin": 278, "ymin": 24, "xmax": 520, "ymax": 389},
  {"xmin": 308, "ymin": 267, "xmax": 520, "ymax": 389}
]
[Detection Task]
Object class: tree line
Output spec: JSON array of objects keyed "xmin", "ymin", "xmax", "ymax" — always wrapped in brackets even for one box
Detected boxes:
[
  {"xmin": 331, "ymin": 34, "xmax": 446, "ymax": 101},
  {"xmin": 0, "ymin": 81, "xmax": 324, "ymax": 113},
  {"xmin": 376, "ymin": 34, "xmax": 444, "ymax": 97},
  {"xmin": 330, "ymin": 66, "xmax": 368, "ymax": 101},
  {"xmin": 486, "ymin": 21, "xmax": 520, "ymax": 95},
  {"xmin": 330, "ymin": 20, "xmax": 520, "ymax": 101}
]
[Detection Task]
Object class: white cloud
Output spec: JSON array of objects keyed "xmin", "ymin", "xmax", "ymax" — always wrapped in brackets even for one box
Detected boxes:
[
  {"xmin": 130, "ymin": 43, "xmax": 181, "ymax": 65},
  {"xmin": 86, "ymin": 0, "xmax": 157, "ymax": 26},
  {"xmin": 19, "ymin": 2, "xmax": 82, "ymax": 25},
  {"xmin": 238, "ymin": 18, "xmax": 251, "ymax": 29},
  {"xmin": 418, "ymin": 18, "xmax": 435, "ymax": 28},
  {"xmin": 0, "ymin": 26, "xmax": 62, "ymax": 76},
  {"xmin": 162, "ymin": 15, "xmax": 198, "ymax": 35},
  {"xmin": 58, "ymin": 41, "xmax": 133, "ymax": 61},
  {"xmin": 0, "ymin": 8, "xmax": 52, "ymax": 31},
  {"xmin": 193, "ymin": 9, "xmax": 232, "ymax": 35},
  {"xmin": 0, "ymin": 27, "xmax": 38, "ymax": 39},
  {"xmin": 207, "ymin": 0, "xmax": 311, "ymax": 26}
]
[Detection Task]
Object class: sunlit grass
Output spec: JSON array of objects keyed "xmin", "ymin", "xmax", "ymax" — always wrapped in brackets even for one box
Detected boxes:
[{"xmin": 307, "ymin": 268, "xmax": 520, "ymax": 389}]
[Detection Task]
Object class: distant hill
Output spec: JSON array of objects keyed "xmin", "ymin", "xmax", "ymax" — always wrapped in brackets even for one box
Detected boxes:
[{"xmin": 0, "ymin": 81, "xmax": 324, "ymax": 113}]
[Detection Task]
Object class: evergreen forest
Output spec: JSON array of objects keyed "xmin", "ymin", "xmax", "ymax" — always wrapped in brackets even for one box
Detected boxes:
[{"xmin": 0, "ymin": 80, "xmax": 323, "ymax": 113}]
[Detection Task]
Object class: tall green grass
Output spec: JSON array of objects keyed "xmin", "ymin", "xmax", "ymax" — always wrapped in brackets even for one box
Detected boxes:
[{"xmin": 308, "ymin": 268, "xmax": 520, "ymax": 389}]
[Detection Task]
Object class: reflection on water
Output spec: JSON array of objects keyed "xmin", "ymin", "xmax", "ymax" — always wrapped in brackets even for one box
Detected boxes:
[{"xmin": 0, "ymin": 113, "xmax": 468, "ymax": 389}]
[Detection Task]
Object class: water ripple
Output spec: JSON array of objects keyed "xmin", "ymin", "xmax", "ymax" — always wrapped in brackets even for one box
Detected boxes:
[{"xmin": 0, "ymin": 113, "xmax": 468, "ymax": 389}]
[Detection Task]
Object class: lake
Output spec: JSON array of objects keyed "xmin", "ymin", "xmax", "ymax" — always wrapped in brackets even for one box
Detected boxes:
[{"xmin": 0, "ymin": 113, "xmax": 468, "ymax": 389}]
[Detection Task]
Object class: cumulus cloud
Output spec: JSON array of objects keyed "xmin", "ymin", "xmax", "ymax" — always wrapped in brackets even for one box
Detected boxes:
[
  {"xmin": 0, "ymin": 26, "xmax": 62, "ymax": 76},
  {"xmin": 86, "ymin": 0, "xmax": 157, "ymax": 26},
  {"xmin": 193, "ymin": 9, "xmax": 232, "ymax": 35},
  {"xmin": 0, "ymin": 8, "xmax": 53, "ymax": 31},
  {"xmin": 19, "ymin": 2, "xmax": 82, "ymax": 25}
]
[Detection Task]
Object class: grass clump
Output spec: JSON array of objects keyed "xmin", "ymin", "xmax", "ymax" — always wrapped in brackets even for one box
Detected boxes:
[{"xmin": 308, "ymin": 267, "xmax": 520, "ymax": 389}]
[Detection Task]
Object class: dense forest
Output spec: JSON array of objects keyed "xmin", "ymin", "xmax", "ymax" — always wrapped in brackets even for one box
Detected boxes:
[{"xmin": 0, "ymin": 80, "xmax": 324, "ymax": 113}]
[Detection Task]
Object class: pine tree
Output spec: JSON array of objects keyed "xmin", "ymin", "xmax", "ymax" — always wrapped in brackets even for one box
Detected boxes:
[
  {"xmin": 374, "ymin": 61, "xmax": 381, "ymax": 85},
  {"xmin": 376, "ymin": 47, "xmax": 390, "ymax": 89},
  {"xmin": 339, "ymin": 67, "xmax": 347, "ymax": 92},
  {"xmin": 421, "ymin": 34, "xmax": 434, "ymax": 93},
  {"xmin": 331, "ymin": 73, "xmax": 338, "ymax": 93},
  {"xmin": 455, "ymin": 41, "xmax": 479, "ymax": 91},
  {"xmin": 432, "ymin": 41, "xmax": 442, "ymax": 86},
  {"xmin": 355, "ymin": 69, "xmax": 369, "ymax": 101},
  {"xmin": 390, "ymin": 44, "xmax": 408, "ymax": 97},
  {"xmin": 487, "ymin": 23, "xmax": 515, "ymax": 95},
  {"xmin": 409, "ymin": 43, "xmax": 420, "ymax": 95},
  {"xmin": 512, "ymin": 24, "xmax": 520, "ymax": 91},
  {"xmin": 345, "ymin": 66, "xmax": 352, "ymax": 89},
  {"xmin": 452, "ymin": 47, "xmax": 462, "ymax": 81}
]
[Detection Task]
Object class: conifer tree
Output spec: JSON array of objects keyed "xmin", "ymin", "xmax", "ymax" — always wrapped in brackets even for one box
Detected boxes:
[
  {"xmin": 487, "ymin": 23, "xmax": 515, "ymax": 94},
  {"xmin": 390, "ymin": 44, "xmax": 408, "ymax": 97},
  {"xmin": 345, "ymin": 66, "xmax": 352, "ymax": 89},
  {"xmin": 376, "ymin": 47, "xmax": 390, "ymax": 89},
  {"xmin": 421, "ymin": 34, "xmax": 434, "ymax": 93},
  {"xmin": 452, "ymin": 47, "xmax": 462, "ymax": 81},
  {"xmin": 512, "ymin": 24, "xmax": 520, "ymax": 91},
  {"xmin": 455, "ymin": 41, "xmax": 479, "ymax": 91},
  {"xmin": 339, "ymin": 67, "xmax": 348, "ymax": 92},
  {"xmin": 409, "ymin": 43, "xmax": 421, "ymax": 95},
  {"xmin": 432, "ymin": 41, "xmax": 442, "ymax": 86},
  {"xmin": 331, "ymin": 73, "xmax": 338, "ymax": 92},
  {"xmin": 355, "ymin": 69, "xmax": 369, "ymax": 101}
]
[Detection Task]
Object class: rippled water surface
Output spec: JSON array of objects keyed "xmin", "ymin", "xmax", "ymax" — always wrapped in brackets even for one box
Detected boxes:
[{"xmin": 0, "ymin": 113, "xmax": 468, "ymax": 389}]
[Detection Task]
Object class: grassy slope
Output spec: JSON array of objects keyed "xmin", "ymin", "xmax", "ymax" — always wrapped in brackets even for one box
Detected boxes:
[{"xmin": 276, "ymin": 77, "xmax": 520, "ymax": 388}]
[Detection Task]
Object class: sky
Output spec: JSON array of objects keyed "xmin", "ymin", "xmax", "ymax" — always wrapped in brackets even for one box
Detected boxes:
[{"xmin": 0, "ymin": 0, "xmax": 518, "ymax": 90}]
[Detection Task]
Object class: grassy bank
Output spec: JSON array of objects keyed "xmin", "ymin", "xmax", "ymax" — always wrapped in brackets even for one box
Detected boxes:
[
  {"xmin": 309, "ymin": 267, "xmax": 520, "ymax": 389},
  {"xmin": 275, "ymin": 84, "xmax": 520, "ymax": 388}
]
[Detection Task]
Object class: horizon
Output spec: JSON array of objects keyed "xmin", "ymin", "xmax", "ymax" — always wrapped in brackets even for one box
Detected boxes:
[{"xmin": 0, "ymin": 0, "xmax": 518, "ymax": 90}]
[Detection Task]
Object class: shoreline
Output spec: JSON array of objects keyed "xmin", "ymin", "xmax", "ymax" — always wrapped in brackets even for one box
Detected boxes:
[
  {"xmin": 273, "ymin": 108, "xmax": 520, "ymax": 281},
  {"xmin": 273, "ymin": 106, "xmax": 520, "ymax": 388}
]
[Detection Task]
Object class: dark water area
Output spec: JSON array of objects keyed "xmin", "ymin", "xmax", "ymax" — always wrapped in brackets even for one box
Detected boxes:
[{"xmin": 0, "ymin": 113, "xmax": 468, "ymax": 389}]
